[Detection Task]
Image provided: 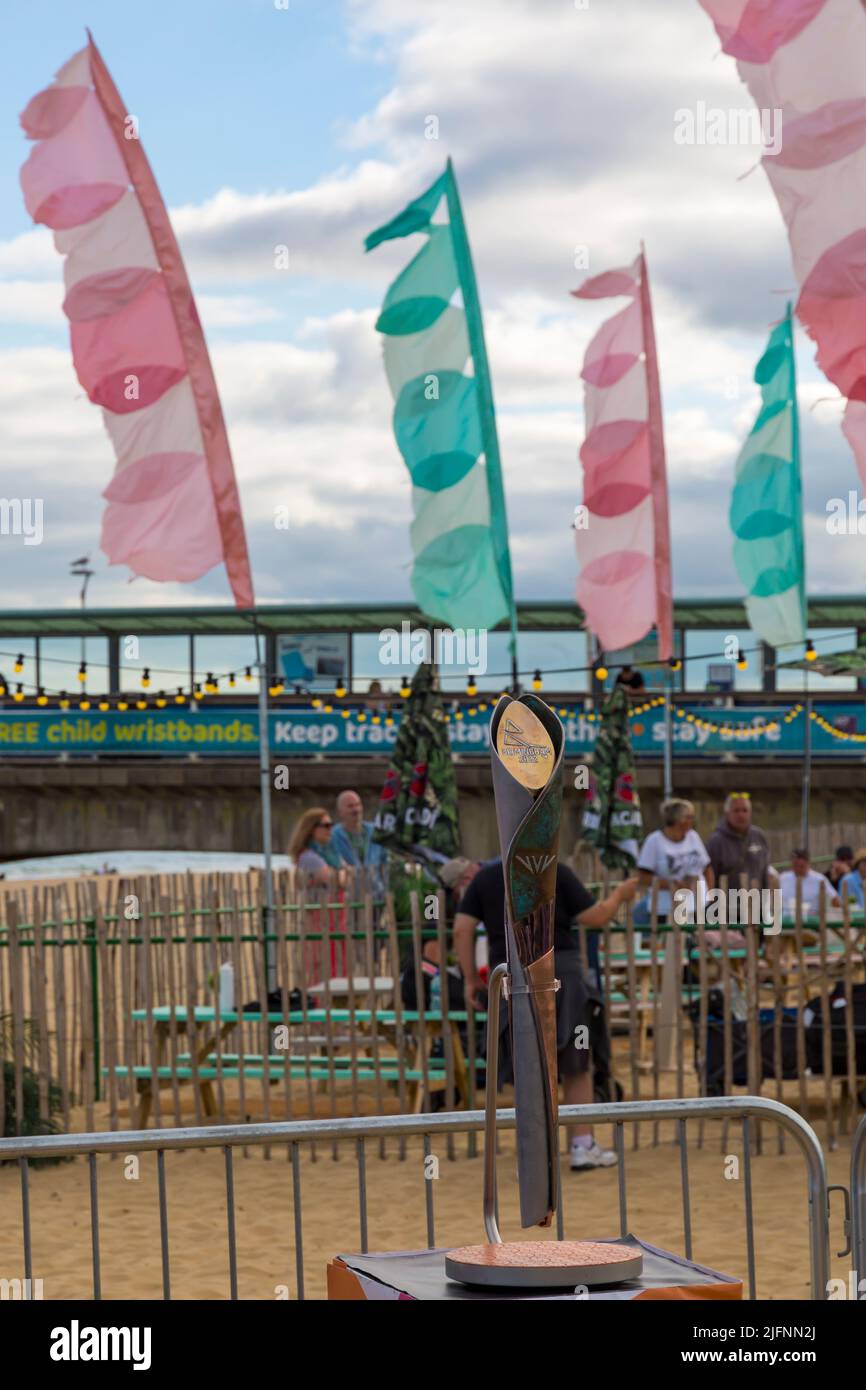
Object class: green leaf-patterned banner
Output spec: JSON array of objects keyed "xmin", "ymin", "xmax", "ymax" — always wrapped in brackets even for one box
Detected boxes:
[{"xmin": 580, "ymin": 686, "xmax": 642, "ymax": 871}]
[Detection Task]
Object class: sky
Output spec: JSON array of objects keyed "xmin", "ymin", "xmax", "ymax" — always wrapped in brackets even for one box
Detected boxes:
[{"xmin": 0, "ymin": 0, "xmax": 864, "ymax": 617}]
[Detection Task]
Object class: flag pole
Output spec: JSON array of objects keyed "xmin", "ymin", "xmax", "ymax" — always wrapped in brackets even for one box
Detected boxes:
[
  {"xmin": 663, "ymin": 671, "xmax": 673, "ymax": 800},
  {"xmin": 789, "ymin": 300, "xmax": 810, "ymax": 854},
  {"xmin": 255, "ymin": 627, "xmax": 276, "ymax": 991},
  {"xmin": 444, "ymin": 158, "xmax": 519, "ymax": 689},
  {"xmin": 638, "ymin": 243, "xmax": 673, "ymax": 664},
  {"xmin": 802, "ymin": 686, "xmax": 812, "ymax": 853}
]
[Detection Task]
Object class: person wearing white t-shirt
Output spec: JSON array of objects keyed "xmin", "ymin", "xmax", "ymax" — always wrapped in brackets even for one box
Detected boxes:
[
  {"xmin": 779, "ymin": 848, "xmax": 839, "ymax": 919},
  {"xmin": 637, "ymin": 798, "xmax": 713, "ymax": 920}
]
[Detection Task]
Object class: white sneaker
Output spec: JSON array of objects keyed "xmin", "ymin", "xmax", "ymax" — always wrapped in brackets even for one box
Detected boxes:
[{"xmin": 569, "ymin": 1140, "xmax": 618, "ymax": 1170}]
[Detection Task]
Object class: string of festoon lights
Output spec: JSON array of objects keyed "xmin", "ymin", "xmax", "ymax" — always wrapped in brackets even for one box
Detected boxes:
[
  {"xmin": 808, "ymin": 709, "xmax": 866, "ymax": 743},
  {"xmin": 0, "ymin": 635, "xmax": 850, "ymax": 740},
  {"xmin": 0, "ymin": 650, "xmax": 285, "ymax": 710}
]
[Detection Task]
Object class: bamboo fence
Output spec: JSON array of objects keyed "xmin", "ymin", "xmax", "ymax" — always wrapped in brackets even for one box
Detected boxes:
[{"xmin": 1, "ymin": 868, "xmax": 864, "ymax": 1150}]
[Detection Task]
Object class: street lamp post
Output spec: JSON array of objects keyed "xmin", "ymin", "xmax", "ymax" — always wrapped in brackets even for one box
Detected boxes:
[{"xmin": 70, "ymin": 555, "xmax": 95, "ymax": 685}]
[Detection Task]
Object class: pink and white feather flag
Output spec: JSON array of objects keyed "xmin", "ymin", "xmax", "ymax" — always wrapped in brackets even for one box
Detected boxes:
[
  {"xmin": 572, "ymin": 252, "xmax": 673, "ymax": 660},
  {"xmin": 19, "ymin": 36, "xmax": 254, "ymax": 606},
  {"xmin": 697, "ymin": 0, "xmax": 866, "ymax": 487}
]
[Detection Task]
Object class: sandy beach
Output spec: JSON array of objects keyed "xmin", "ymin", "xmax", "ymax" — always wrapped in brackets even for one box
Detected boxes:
[{"xmin": 0, "ymin": 1077, "xmax": 854, "ymax": 1301}]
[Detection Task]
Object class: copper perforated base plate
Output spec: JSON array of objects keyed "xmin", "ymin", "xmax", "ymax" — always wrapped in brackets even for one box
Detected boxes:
[{"xmin": 445, "ymin": 1240, "xmax": 643, "ymax": 1289}]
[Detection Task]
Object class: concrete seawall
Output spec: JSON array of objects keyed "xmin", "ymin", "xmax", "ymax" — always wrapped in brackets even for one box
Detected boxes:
[{"xmin": 1, "ymin": 759, "xmax": 865, "ymax": 867}]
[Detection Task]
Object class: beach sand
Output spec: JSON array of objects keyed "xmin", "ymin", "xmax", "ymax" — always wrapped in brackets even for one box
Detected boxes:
[{"xmin": 0, "ymin": 1078, "xmax": 855, "ymax": 1301}]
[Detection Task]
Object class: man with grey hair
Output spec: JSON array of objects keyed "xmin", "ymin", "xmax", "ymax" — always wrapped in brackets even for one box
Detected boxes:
[{"xmin": 706, "ymin": 793, "xmax": 772, "ymax": 904}]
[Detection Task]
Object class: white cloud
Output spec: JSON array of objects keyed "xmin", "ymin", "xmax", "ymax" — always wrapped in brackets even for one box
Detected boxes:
[{"xmin": 0, "ymin": 0, "xmax": 859, "ymax": 609}]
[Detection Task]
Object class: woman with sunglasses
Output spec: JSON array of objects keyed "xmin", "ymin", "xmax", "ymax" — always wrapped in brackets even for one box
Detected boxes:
[
  {"xmin": 288, "ymin": 807, "xmax": 344, "ymax": 887},
  {"xmin": 288, "ymin": 807, "xmax": 348, "ymax": 981}
]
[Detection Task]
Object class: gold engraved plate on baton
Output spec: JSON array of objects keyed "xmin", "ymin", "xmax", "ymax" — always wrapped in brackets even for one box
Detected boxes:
[{"xmin": 495, "ymin": 700, "xmax": 555, "ymax": 792}]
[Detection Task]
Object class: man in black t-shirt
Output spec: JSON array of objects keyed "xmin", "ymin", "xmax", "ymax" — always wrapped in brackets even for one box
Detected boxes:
[
  {"xmin": 454, "ymin": 860, "xmax": 638, "ymax": 1171},
  {"xmin": 614, "ymin": 665, "xmax": 645, "ymax": 694}
]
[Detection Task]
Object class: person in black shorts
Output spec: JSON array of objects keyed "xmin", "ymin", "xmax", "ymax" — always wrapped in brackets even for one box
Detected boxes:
[{"xmin": 453, "ymin": 859, "xmax": 638, "ymax": 1171}]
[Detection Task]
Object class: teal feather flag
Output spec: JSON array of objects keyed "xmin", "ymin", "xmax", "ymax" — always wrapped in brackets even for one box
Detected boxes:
[
  {"xmin": 731, "ymin": 305, "xmax": 806, "ymax": 648},
  {"xmin": 365, "ymin": 162, "xmax": 518, "ymax": 646}
]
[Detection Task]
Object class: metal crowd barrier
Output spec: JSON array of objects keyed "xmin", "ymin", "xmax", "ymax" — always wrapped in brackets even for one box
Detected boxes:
[
  {"xmin": 852, "ymin": 1112, "xmax": 866, "ymax": 1291},
  {"xmin": 0, "ymin": 1095, "xmax": 830, "ymax": 1301}
]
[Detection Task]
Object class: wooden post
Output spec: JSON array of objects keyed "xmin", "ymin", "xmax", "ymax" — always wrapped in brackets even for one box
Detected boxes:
[
  {"xmin": 183, "ymin": 872, "xmax": 203, "ymax": 1130},
  {"xmin": 650, "ymin": 887, "xmax": 660, "ymax": 1147},
  {"xmin": 161, "ymin": 887, "xmax": 182, "ymax": 1127},
  {"xmin": 385, "ymin": 894, "xmax": 409, "ymax": 1156},
  {"xmin": 819, "ymin": 899, "xmax": 835, "ymax": 1149},
  {"xmin": 625, "ymin": 907, "xmax": 640, "ymax": 1150},
  {"xmin": 696, "ymin": 916, "xmax": 708, "ymax": 1150},
  {"xmin": 410, "ymin": 889, "xmax": 431, "ymax": 1113},
  {"xmin": 719, "ymin": 877, "xmax": 732, "ymax": 1153},
  {"xmin": 7, "ymin": 899, "xmax": 25, "ymax": 1137}
]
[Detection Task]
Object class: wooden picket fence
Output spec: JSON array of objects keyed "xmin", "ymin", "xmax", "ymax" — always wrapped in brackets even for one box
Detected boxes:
[{"xmin": 1, "ymin": 868, "xmax": 865, "ymax": 1149}]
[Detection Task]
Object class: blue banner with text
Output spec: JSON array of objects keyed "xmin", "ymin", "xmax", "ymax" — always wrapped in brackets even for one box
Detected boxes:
[{"xmin": 0, "ymin": 702, "xmax": 862, "ymax": 757}]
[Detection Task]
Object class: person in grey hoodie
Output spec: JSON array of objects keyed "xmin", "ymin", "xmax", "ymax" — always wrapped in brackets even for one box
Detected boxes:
[{"xmin": 706, "ymin": 793, "xmax": 772, "ymax": 894}]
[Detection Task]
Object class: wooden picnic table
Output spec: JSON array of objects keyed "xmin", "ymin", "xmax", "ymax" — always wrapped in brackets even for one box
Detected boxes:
[{"xmin": 127, "ymin": 1004, "xmax": 481, "ymax": 1123}]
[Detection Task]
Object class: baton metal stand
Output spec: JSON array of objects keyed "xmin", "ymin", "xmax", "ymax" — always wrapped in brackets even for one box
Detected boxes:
[
  {"xmin": 444, "ymin": 964, "xmax": 643, "ymax": 1290},
  {"xmin": 482, "ymin": 964, "xmax": 508, "ymax": 1244}
]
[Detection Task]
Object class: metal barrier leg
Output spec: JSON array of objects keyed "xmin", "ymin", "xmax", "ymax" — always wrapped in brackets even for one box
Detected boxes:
[
  {"xmin": 483, "ymin": 964, "xmax": 508, "ymax": 1244},
  {"xmin": 852, "ymin": 1113, "xmax": 866, "ymax": 1294}
]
